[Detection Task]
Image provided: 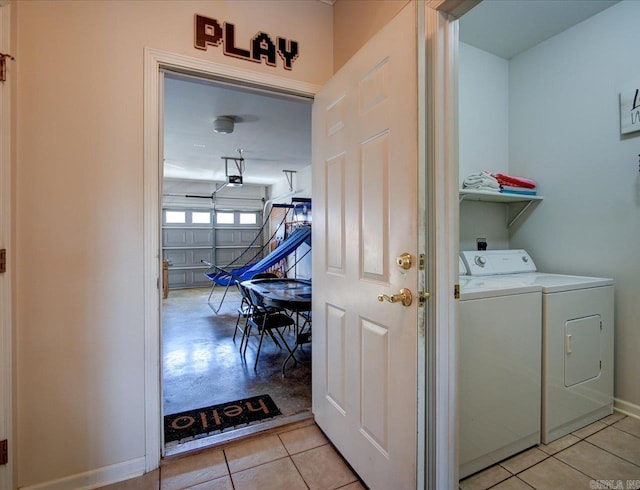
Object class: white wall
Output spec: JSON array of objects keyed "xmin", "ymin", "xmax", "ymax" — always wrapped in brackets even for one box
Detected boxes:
[
  {"xmin": 14, "ymin": 1, "xmax": 332, "ymax": 487},
  {"xmin": 460, "ymin": 0, "xmax": 640, "ymax": 410},
  {"xmin": 269, "ymin": 164, "xmax": 312, "ymax": 202},
  {"xmin": 459, "ymin": 43, "xmax": 510, "ymax": 251},
  {"xmin": 508, "ymin": 0, "xmax": 640, "ymax": 409}
]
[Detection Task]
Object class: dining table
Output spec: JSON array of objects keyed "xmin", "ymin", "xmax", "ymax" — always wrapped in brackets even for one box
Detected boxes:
[{"xmin": 240, "ymin": 277, "xmax": 312, "ymax": 373}]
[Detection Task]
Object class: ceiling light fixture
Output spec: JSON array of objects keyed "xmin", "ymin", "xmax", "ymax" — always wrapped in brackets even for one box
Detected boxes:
[{"xmin": 212, "ymin": 116, "xmax": 235, "ymax": 134}]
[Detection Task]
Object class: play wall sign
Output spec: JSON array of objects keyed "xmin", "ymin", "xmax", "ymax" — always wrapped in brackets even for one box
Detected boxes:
[
  {"xmin": 195, "ymin": 14, "xmax": 299, "ymax": 71},
  {"xmin": 620, "ymin": 85, "xmax": 640, "ymax": 135}
]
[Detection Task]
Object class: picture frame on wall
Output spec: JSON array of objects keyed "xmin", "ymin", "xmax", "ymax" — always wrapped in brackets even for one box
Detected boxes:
[{"xmin": 619, "ymin": 85, "xmax": 640, "ymax": 135}]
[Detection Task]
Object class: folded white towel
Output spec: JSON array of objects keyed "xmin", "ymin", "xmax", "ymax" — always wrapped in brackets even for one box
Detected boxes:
[
  {"xmin": 464, "ymin": 172, "xmax": 500, "ymax": 185},
  {"xmin": 462, "ymin": 171, "xmax": 500, "ymax": 191},
  {"xmin": 463, "ymin": 171, "xmax": 499, "ymax": 189},
  {"xmin": 463, "ymin": 182, "xmax": 500, "ymax": 191},
  {"xmin": 464, "ymin": 177, "xmax": 499, "ymax": 186},
  {"xmin": 464, "ymin": 171, "xmax": 494, "ymax": 179}
]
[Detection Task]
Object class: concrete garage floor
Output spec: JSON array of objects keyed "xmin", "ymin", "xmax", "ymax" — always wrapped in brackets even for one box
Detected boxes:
[{"xmin": 162, "ymin": 286, "xmax": 312, "ymax": 449}]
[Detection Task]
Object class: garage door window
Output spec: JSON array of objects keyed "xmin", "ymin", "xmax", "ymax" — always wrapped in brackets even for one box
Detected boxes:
[
  {"xmin": 216, "ymin": 212, "xmax": 235, "ymax": 225},
  {"xmin": 192, "ymin": 211, "xmax": 211, "ymax": 224},
  {"xmin": 240, "ymin": 212, "xmax": 257, "ymax": 225},
  {"xmin": 165, "ymin": 210, "xmax": 186, "ymax": 224}
]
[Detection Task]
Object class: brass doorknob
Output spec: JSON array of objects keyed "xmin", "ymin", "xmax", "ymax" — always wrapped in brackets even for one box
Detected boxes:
[
  {"xmin": 377, "ymin": 288, "xmax": 413, "ymax": 307},
  {"xmin": 396, "ymin": 253, "xmax": 412, "ymax": 270}
]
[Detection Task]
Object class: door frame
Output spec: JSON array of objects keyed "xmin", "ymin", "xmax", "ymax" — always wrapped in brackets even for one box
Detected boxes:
[
  {"xmin": 421, "ymin": 2, "xmax": 478, "ymax": 487},
  {"xmin": 421, "ymin": 4, "xmax": 460, "ymax": 488},
  {"xmin": 0, "ymin": 2, "xmax": 13, "ymax": 489},
  {"xmin": 143, "ymin": 48, "xmax": 320, "ymax": 468}
]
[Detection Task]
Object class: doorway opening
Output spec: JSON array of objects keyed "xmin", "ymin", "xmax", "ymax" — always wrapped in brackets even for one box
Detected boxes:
[{"xmin": 160, "ymin": 70, "xmax": 314, "ymax": 456}]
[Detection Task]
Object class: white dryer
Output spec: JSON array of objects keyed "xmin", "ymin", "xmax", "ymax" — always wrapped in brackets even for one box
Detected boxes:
[
  {"xmin": 460, "ymin": 250, "xmax": 614, "ymax": 444},
  {"xmin": 458, "ymin": 264, "xmax": 542, "ymax": 478}
]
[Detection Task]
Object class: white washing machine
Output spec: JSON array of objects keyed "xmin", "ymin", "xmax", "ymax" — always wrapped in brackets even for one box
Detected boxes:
[
  {"xmin": 458, "ymin": 258, "xmax": 542, "ymax": 478},
  {"xmin": 460, "ymin": 250, "xmax": 614, "ymax": 444}
]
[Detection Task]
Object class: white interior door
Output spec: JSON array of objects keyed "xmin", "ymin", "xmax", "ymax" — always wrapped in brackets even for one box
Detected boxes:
[{"xmin": 312, "ymin": 4, "xmax": 418, "ymax": 488}]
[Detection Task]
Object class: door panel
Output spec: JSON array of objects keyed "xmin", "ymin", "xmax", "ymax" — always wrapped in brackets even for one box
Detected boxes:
[
  {"xmin": 359, "ymin": 59, "xmax": 389, "ymax": 113},
  {"xmin": 361, "ymin": 131, "xmax": 389, "ymax": 280},
  {"xmin": 312, "ymin": 4, "xmax": 418, "ymax": 488},
  {"xmin": 360, "ymin": 318, "xmax": 389, "ymax": 453},
  {"xmin": 325, "ymin": 155, "xmax": 346, "ymax": 273},
  {"xmin": 326, "ymin": 304, "xmax": 347, "ymax": 412}
]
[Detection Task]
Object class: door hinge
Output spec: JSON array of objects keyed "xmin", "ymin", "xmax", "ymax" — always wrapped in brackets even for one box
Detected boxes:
[
  {"xmin": 0, "ymin": 248, "xmax": 6, "ymax": 273},
  {"xmin": 0, "ymin": 439, "xmax": 7, "ymax": 465},
  {"xmin": 0, "ymin": 52, "xmax": 15, "ymax": 83},
  {"xmin": 454, "ymin": 284, "xmax": 460, "ymax": 299}
]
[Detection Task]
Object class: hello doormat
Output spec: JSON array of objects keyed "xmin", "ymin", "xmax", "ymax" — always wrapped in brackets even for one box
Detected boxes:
[{"xmin": 164, "ymin": 394, "xmax": 281, "ymax": 443}]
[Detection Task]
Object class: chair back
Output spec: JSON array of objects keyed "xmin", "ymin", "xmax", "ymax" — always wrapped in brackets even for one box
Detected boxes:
[
  {"xmin": 247, "ymin": 286, "xmax": 268, "ymax": 311},
  {"xmin": 235, "ymin": 280, "xmax": 250, "ymax": 306},
  {"xmin": 236, "ymin": 280, "xmax": 249, "ymax": 299},
  {"xmin": 252, "ymin": 272, "xmax": 278, "ymax": 280}
]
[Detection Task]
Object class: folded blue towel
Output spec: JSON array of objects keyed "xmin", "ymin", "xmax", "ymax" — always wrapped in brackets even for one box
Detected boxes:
[{"xmin": 500, "ymin": 188, "xmax": 537, "ymax": 196}]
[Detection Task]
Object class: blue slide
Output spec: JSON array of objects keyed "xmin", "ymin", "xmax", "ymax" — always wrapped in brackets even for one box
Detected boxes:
[{"xmin": 204, "ymin": 227, "xmax": 311, "ymax": 312}]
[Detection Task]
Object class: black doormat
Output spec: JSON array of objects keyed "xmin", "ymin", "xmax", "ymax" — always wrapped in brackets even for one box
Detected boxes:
[{"xmin": 164, "ymin": 394, "xmax": 281, "ymax": 443}]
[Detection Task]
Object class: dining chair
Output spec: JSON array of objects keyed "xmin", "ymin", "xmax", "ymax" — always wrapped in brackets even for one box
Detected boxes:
[
  {"xmin": 245, "ymin": 287, "xmax": 295, "ymax": 370},
  {"xmin": 233, "ymin": 281, "xmax": 254, "ymax": 351},
  {"xmin": 241, "ymin": 284, "xmax": 282, "ymax": 356},
  {"xmin": 250, "ymin": 272, "xmax": 298, "ymax": 336}
]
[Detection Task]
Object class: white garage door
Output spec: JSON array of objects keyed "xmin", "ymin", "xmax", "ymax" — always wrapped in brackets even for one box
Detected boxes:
[{"xmin": 162, "ymin": 208, "xmax": 263, "ymax": 289}]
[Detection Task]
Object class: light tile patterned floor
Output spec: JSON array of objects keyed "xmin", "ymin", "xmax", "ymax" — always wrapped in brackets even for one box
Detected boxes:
[
  {"xmin": 102, "ymin": 420, "xmax": 364, "ymax": 490},
  {"xmin": 100, "ymin": 413, "xmax": 640, "ymax": 490},
  {"xmin": 161, "ymin": 421, "xmax": 365, "ymax": 490},
  {"xmin": 459, "ymin": 412, "xmax": 640, "ymax": 490}
]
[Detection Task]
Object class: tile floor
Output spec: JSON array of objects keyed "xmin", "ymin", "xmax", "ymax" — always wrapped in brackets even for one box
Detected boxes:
[
  {"xmin": 101, "ymin": 413, "xmax": 640, "ymax": 489},
  {"xmin": 459, "ymin": 412, "xmax": 640, "ymax": 490},
  {"xmin": 101, "ymin": 420, "xmax": 365, "ymax": 490}
]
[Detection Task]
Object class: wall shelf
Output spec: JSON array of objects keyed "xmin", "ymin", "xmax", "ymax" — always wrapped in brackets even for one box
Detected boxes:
[{"xmin": 459, "ymin": 189, "xmax": 543, "ymax": 228}]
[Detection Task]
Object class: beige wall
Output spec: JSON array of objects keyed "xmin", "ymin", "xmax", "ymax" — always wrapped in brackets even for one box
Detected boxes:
[
  {"xmin": 333, "ymin": 0, "xmax": 409, "ymax": 72},
  {"xmin": 14, "ymin": 1, "xmax": 331, "ymax": 487}
]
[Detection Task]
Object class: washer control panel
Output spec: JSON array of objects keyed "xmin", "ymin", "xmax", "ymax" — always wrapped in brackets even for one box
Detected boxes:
[{"xmin": 460, "ymin": 249, "xmax": 537, "ymax": 276}]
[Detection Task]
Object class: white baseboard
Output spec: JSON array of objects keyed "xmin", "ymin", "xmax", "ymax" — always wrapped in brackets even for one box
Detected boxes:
[
  {"xmin": 19, "ymin": 457, "xmax": 145, "ymax": 490},
  {"xmin": 614, "ymin": 398, "xmax": 640, "ymax": 420}
]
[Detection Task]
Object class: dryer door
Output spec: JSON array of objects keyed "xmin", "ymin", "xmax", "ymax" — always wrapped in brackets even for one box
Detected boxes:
[{"xmin": 564, "ymin": 315, "xmax": 602, "ymax": 387}]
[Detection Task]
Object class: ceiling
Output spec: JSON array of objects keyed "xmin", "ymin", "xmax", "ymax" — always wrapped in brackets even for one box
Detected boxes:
[
  {"xmin": 163, "ymin": 72, "xmax": 312, "ymax": 186},
  {"xmin": 460, "ymin": 0, "xmax": 620, "ymax": 60},
  {"xmin": 163, "ymin": 1, "xmax": 620, "ymax": 187}
]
